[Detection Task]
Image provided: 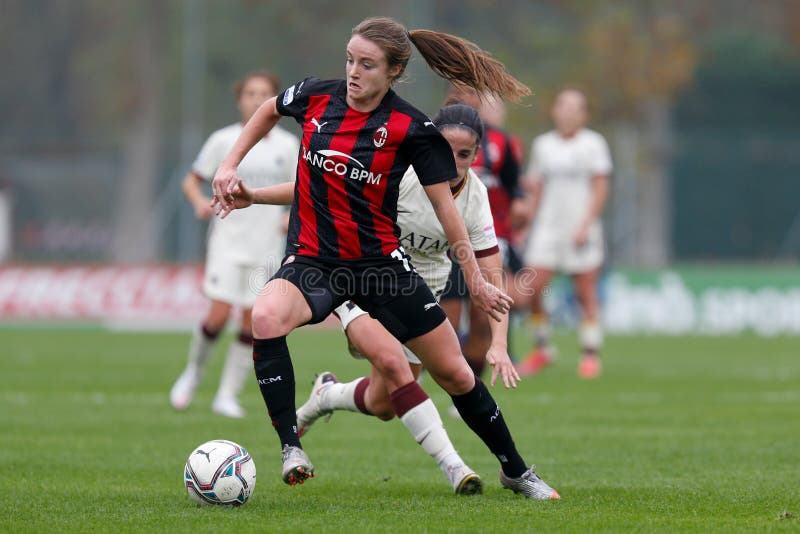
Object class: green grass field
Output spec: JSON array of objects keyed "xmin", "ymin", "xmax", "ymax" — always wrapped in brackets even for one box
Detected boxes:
[{"xmin": 1, "ymin": 327, "xmax": 798, "ymax": 533}]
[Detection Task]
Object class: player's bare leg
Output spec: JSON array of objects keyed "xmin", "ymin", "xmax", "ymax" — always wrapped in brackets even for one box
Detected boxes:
[
  {"xmin": 170, "ymin": 299, "xmax": 231, "ymax": 410},
  {"xmin": 441, "ymin": 297, "xmax": 469, "ymax": 419},
  {"xmin": 440, "ymin": 298, "xmax": 463, "ymax": 332},
  {"xmin": 297, "ymin": 315, "xmax": 414, "ymax": 432},
  {"xmin": 463, "ymin": 302, "xmax": 492, "ymax": 378},
  {"xmin": 212, "ymin": 308, "xmax": 253, "ymax": 418},
  {"xmin": 297, "ymin": 313, "xmax": 482, "ymax": 494},
  {"xmin": 574, "ymin": 268, "xmax": 602, "ymax": 379},
  {"xmin": 407, "ymin": 320, "xmax": 559, "ymax": 499},
  {"xmin": 251, "ymin": 280, "xmax": 315, "ymax": 485},
  {"xmin": 516, "ymin": 268, "xmax": 556, "ymax": 376}
]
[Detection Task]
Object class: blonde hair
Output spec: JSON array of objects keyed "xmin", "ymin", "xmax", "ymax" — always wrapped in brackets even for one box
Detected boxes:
[{"xmin": 352, "ymin": 17, "xmax": 530, "ymax": 103}]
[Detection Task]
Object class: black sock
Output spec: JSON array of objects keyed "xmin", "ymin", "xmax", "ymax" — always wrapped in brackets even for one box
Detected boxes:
[
  {"xmin": 253, "ymin": 336, "xmax": 300, "ymax": 449},
  {"xmin": 451, "ymin": 377, "xmax": 527, "ymax": 478}
]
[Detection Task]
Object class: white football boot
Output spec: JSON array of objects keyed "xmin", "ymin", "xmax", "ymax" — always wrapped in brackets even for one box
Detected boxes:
[
  {"xmin": 499, "ymin": 465, "xmax": 560, "ymax": 500},
  {"xmin": 211, "ymin": 396, "xmax": 245, "ymax": 419},
  {"xmin": 169, "ymin": 368, "xmax": 199, "ymax": 410},
  {"xmin": 295, "ymin": 372, "xmax": 338, "ymax": 437},
  {"xmin": 281, "ymin": 445, "xmax": 314, "ymax": 485},
  {"xmin": 446, "ymin": 463, "xmax": 483, "ymax": 495}
]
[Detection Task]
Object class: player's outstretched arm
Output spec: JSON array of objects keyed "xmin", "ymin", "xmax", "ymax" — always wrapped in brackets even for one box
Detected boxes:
[
  {"xmin": 423, "ymin": 181, "xmax": 513, "ymax": 321},
  {"xmin": 212, "ymin": 180, "xmax": 294, "ymax": 218},
  {"xmin": 476, "ymin": 252, "xmax": 520, "ymax": 389},
  {"xmin": 251, "ymin": 181, "xmax": 295, "ymax": 206},
  {"xmin": 212, "ymin": 97, "xmax": 282, "ymax": 212}
]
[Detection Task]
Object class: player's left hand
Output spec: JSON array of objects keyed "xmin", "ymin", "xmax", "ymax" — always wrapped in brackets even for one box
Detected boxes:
[
  {"xmin": 486, "ymin": 345, "xmax": 520, "ymax": 388},
  {"xmin": 470, "ymin": 278, "xmax": 513, "ymax": 322}
]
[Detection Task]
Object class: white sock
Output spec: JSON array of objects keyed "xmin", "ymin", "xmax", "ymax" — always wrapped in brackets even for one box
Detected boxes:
[
  {"xmin": 399, "ymin": 399, "xmax": 458, "ymax": 466},
  {"xmin": 319, "ymin": 378, "xmax": 364, "ymax": 412},
  {"xmin": 438, "ymin": 451, "xmax": 465, "ymax": 474},
  {"xmin": 185, "ymin": 324, "xmax": 218, "ymax": 378},
  {"xmin": 580, "ymin": 321, "xmax": 603, "ymax": 353},
  {"xmin": 214, "ymin": 340, "xmax": 251, "ymax": 402},
  {"xmin": 531, "ymin": 313, "xmax": 552, "ymax": 348}
]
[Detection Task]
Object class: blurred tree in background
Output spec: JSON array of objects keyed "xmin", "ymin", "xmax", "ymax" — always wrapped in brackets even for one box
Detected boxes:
[{"xmin": 0, "ymin": 0, "xmax": 798, "ymax": 263}]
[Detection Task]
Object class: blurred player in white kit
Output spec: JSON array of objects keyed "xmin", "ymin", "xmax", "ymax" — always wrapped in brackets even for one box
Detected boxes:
[
  {"xmin": 516, "ymin": 88, "xmax": 612, "ymax": 379},
  {"xmin": 170, "ymin": 70, "xmax": 299, "ymax": 417}
]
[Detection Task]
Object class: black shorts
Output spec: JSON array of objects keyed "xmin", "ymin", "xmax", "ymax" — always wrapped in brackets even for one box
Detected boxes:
[
  {"xmin": 440, "ymin": 260, "xmax": 468, "ymax": 301},
  {"xmin": 499, "ymin": 238, "xmax": 524, "ymax": 274},
  {"xmin": 271, "ymin": 251, "xmax": 447, "ymax": 344}
]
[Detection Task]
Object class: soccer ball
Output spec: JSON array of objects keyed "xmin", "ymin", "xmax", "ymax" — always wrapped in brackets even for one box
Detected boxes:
[{"xmin": 184, "ymin": 439, "xmax": 256, "ymax": 506}]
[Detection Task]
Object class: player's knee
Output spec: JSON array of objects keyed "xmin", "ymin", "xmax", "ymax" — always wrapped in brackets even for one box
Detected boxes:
[
  {"xmin": 453, "ymin": 364, "xmax": 476, "ymax": 392},
  {"xmin": 434, "ymin": 361, "xmax": 475, "ymax": 395},
  {"xmin": 372, "ymin": 404, "xmax": 396, "ymax": 421},
  {"xmin": 375, "ymin": 352, "xmax": 411, "ymax": 381},
  {"xmin": 204, "ymin": 316, "xmax": 228, "ymax": 333},
  {"xmin": 205, "ymin": 306, "xmax": 231, "ymax": 332},
  {"xmin": 251, "ymin": 302, "xmax": 292, "ymax": 338}
]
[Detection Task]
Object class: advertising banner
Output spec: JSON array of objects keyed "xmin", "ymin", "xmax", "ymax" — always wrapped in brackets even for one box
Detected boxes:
[{"xmin": 1, "ymin": 265, "xmax": 797, "ymax": 335}]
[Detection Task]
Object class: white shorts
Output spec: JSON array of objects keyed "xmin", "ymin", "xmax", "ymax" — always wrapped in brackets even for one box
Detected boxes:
[
  {"xmin": 333, "ymin": 302, "xmax": 422, "ymax": 365},
  {"xmin": 523, "ymin": 223, "xmax": 604, "ymax": 274},
  {"xmin": 203, "ymin": 255, "xmax": 276, "ymax": 308}
]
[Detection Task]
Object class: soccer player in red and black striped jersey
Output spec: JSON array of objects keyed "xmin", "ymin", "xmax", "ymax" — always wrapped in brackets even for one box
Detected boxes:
[{"xmin": 211, "ymin": 17, "xmax": 559, "ymax": 500}]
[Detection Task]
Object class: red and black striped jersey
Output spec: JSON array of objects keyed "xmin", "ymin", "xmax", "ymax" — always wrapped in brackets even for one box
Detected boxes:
[
  {"xmin": 276, "ymin": 77, "xmax": 456, "ymax": 260},
  {"xmin": 472, "ymin": 126, "xmax": 523, "ymax": 240}
]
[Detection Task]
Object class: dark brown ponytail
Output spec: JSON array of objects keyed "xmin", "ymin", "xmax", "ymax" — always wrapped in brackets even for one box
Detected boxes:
[{"xmin": 352, "ymin": 17, "xmax": 530, "ymax": 103}]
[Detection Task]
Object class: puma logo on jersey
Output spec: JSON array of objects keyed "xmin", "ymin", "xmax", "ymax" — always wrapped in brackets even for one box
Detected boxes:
[
  {"xmin": 424, "ymin": 121, "xmax": 435, "ymax": 127},
  {"xmin": 311, "ymin": 117, "xmax": 328, "ymax": 133},
  {"xmin": 424, "ymin": 302, "xmax": 438, "ymax": 311}
]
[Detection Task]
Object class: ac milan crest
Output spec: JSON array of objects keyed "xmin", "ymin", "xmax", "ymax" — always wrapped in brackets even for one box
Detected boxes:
[{"xmin": 373, "ymin": 126, "xmax": 388, "ymax": 148}]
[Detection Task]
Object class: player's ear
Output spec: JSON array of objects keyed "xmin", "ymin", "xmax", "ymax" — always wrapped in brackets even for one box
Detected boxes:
[{"xmin": 387, "ymin": 64, "xmax": 402, "ymax": 81}]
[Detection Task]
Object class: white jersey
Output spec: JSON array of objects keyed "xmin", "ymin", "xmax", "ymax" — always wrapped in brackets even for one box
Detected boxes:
[
  {"xmin": 193, "ymin": 123, "xmax": 299, "ymax": 265},
  {"xmin": 524, "ymin": 127, "xmax": 611, "ymax": 272},
  {"xmin": 527, "ymin": 128, "xmax": 612, "ymax": 233},
  {"xmin": 335, "ymin": 166, "xmax": 498, "ymax": 360},
  {"xmin": 397, "ymin": 167, "xmax": 498, "ymax": 296}
]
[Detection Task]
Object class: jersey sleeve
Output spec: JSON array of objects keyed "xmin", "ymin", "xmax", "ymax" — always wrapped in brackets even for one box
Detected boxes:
[
  {"xmin": 401, "ymin": 121, "xmax": 457, "ymax": 186},
  {"xmin": 590, "ymin": 133, "xmax": 613, "ymax": 175},
  {"xmin": 467, "ymin": 178, "xmax": 499, "ymax": 255},
  {"xmin": 275, "ymin": 77, "xmax": 318, "ymax": 122},
  {"xmin": 191, "ymin": 131, "xmax": 226, "ymax": 181}
]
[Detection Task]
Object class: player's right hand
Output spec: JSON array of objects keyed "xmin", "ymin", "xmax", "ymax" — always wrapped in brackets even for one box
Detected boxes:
[
  {"xmin": 211, "ymin": 179, "xmax": 253, "ymax": 218},
  {"xmin": 211, "ymin": 166, "xmax": 238, "ymax": 212}
]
